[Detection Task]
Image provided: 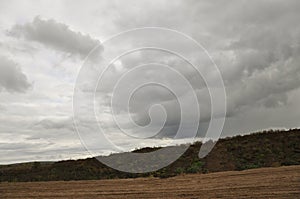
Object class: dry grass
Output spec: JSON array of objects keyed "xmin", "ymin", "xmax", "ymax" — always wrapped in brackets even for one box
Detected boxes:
[{"xmin": 1, "ymin": 165, "xmax": 299, "ymax": 199}]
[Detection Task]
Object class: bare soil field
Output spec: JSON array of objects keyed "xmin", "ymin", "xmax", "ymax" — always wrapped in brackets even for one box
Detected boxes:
[{"xmin": 1, "ymin": 165, "xmax": 299, "ymax": 199}]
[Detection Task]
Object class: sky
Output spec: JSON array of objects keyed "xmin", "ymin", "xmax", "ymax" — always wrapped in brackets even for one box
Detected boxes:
[{"xmin": 0, "ymin": 0, "xmax": 300, "ymax": 164}]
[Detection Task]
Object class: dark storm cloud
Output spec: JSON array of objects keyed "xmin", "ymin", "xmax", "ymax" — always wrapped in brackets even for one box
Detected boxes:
[
  {"xmin": 0, "ymin": 55, "xmax": 31, "ymax": 92},
  {"xmin": 9, "ymin": 16, "xmax": 101, "ymax": 58}
]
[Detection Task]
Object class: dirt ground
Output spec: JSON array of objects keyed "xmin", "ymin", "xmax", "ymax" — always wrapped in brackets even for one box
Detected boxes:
[{"xmin": 1, "ymin": 165, "xmax": 299, "ymax": 199}]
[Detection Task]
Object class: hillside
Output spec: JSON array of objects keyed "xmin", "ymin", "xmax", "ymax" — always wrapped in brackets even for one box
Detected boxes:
[{"xmin": 0, "ymin": 129, "xmax": 299, "ymax": 182}]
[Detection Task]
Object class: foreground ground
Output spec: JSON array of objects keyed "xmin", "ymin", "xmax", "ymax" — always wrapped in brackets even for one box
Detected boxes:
[{"xmin": 1, "ymin": 165, "xmax": 299, "ymax": 199}]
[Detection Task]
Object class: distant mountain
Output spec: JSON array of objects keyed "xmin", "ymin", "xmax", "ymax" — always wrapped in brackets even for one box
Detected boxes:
[{"xmin": 1, "ymin": 129, "xmax": 299, "ymax": 182}]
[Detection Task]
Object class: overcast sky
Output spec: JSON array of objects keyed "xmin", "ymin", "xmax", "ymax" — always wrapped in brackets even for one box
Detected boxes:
[{"xmin": 0, "ymin": 0, "xmax": 300, "ymax": 164}]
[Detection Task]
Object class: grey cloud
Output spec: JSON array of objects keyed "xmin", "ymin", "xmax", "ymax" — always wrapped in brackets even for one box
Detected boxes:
[
  {"xmin": 0, "ymin": 104, "xmax": 6, "ymax": 111},
  {"xmin": 1, "ymin": 0, "xmax": 300, "ymax": 163},
  {"xmin": 0, "ymin": 142, "xmax": 53, "ymax": 151},
  {"xmin": 93, "ymin": 0, "xmax": 300, "ymax": 138},
  {"xmin": 227, "ymin": 48, "xmax": 300, "ymax": 113},
  {"xmin": 262, "ymin": 93, "xmax": 288, "ymax": 109},
  {"xmin": 34, "ymin": 117, "xmax": 74, "ymax": 131},
  {"xmin": 9, "ymin": 16, "xmax": 102, "ymax": 58},
  {"xmin": 0, "ymin": 55, "xmax": 31, "ymax": 92}
]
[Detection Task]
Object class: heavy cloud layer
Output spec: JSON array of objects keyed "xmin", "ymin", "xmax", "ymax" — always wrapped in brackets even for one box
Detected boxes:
[{"xmin": 0, "ymin": 0, "xmax": 299, "ymax": 163}]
